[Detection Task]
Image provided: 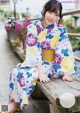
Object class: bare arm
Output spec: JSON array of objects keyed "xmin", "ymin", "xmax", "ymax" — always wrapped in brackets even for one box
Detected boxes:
[{"xmin": 37, "ymin": 63, "xmax": 50, "ymax": 82}]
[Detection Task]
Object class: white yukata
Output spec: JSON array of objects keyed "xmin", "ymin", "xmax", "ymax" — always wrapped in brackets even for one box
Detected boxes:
[{"xmin": 9, "ymin": 20, "xmax": 77, "ymax": 109}]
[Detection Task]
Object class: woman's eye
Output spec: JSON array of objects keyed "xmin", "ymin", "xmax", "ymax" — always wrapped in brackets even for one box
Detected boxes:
[
  {"xmin": 48, "ymin": 11, "xmax": 53, "ymax": 13},
  {"xmin": 55, "ymin": 13, "xmax": 59, "ymax": 16}
]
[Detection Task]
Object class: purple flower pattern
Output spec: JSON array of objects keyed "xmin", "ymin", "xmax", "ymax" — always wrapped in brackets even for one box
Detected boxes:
[
  {"xmin": 47, "ymin": 28, "xmax": 52, "ymax": 34},
  {"xmin": 9, "ymin": 72, "xmax": 12, "ymax": 81},
  {"xmin": 41, "ymin": 41, "xmax": 51, "ymax": 49},
  {"xmin": 18, "ymin": 76, "xmax": 25, "ymax": 87},
  {"xmin": 36, "ymin": 25, "xmax": 41, "ymax": 34},
  {"xmin": 27, "ymin": 33, "xmax": 37, "ymax": 46},
  {"xmin": 54, "ymin": 53, "xmax": 62, "ymax": 65}
]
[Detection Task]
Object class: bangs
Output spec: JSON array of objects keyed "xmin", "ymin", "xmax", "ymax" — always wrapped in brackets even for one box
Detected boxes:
[
  {"xmin": 44, "ymin": 1, "xmax": 62, "ymax": 17},
  {"xmin": 48, "ymin": 4, "xmax": 60, "ymax": 14}
]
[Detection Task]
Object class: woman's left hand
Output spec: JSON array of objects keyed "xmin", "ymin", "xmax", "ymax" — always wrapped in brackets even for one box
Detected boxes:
[{"xmin": 62, "ymin": 75, "xmax": 75, "ymax": 82}]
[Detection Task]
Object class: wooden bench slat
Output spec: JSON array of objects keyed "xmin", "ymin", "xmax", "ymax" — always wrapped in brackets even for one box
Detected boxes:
[
  {"xmin": 38, "ymin": 79, "xmax": 80, "ymax": 99},
  {"xmin": 37, "ymin": 79, "xmax": 80, "ymax": 113}
]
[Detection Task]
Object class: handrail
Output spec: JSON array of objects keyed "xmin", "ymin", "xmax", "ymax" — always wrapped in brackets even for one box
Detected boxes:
[
  {"xmin": 62, "ymin": 9, "xmax": 80, "ymax": 16},
  {"xmin": 27, "ymin": 9, "xmax": 80, "ymax": 22},
  {"xmin": 74, "ymin": 57, "xmax": 80, "ymax": 62},
  {"xmin": 68, "ymin": 33, "xmax": 80, "ymax": 38}
]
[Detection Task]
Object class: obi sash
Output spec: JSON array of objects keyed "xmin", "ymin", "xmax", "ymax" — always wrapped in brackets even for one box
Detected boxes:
[{"xmin": 42, "ymin": 49, "xmax": 55, "ymax": 62}]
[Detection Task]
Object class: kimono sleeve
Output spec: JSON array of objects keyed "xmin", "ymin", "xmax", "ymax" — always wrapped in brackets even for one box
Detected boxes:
[
  {"xmin": 53, "ymin": 26, "xmax": 77, "ymax": 78},
  {"xmin": 26, "ymin": 24, "xmax": 42, "ymax": 67}
]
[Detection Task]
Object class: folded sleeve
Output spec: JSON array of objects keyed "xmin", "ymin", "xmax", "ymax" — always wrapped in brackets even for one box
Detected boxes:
[
  {"xmin": 26, "ymin": 24, "xmax": 42, "ymax": 66},
  {"xmin": 53, "ymin": 26, "xmax": 77, "ymax": 78}
]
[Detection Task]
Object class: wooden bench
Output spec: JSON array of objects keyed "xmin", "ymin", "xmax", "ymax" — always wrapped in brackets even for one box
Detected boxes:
[
  {"xmin": 8, "ymin": 29, "xmax": 80, "ymax": 113},
  {"xmin": 36, "ymin": 79, "xmax": 80, "ymax": 113}
]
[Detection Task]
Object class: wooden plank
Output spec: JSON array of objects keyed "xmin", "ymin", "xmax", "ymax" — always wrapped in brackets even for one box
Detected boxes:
[
  {"xmin": 38, "ymin": 79, "xmax": 80, "ymax": 98},
  {"xmin": 38, "ymin": 79, "xmax": 80, "ymax": 113},
  {"xmin": 37, "ymin": 82, "xmax": 57, "ymax": 107},
  {"xmin": 54, "ymin": 79, "xmax": 80, "ymax": 97}
]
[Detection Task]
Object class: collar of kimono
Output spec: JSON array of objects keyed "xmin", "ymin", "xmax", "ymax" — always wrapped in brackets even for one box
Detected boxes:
[{"xmin": 37, "ymin": 22, "xmax": 58, "ymax": 42}]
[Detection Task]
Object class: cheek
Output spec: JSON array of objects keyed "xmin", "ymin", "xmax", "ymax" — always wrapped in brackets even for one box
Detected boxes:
[
  {"xmin": 45, "ymin": 12, "xmax": 50, "ymax": 18},
  {"xmin": 55, "ymin": 17, "xmax": 59, "ymax": 22},
  {"xmin": 46, "ymin": 15, "xmax": 49, "ymax": 19}
]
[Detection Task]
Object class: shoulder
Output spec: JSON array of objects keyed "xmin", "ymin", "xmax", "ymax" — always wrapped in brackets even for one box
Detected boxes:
[
  {"xmin": 57, "ymin": 24, "xmax": 69, "ymax": 42},
  {"xmin": 57, "ymin": 24, "xmax": 67, "ymax": 33},
  {"xmin": 27, "ymin": 20, "xmax": 40, "ymax": 29},
  {"xmin": 27, "ymin": 20, "xmax": 41, "ymax": 35}
]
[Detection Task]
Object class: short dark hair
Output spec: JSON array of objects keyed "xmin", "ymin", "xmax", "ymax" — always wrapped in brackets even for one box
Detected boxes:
[{"xmin": 44, "ymin": 0, "xmax": 62, "ymax": 19}]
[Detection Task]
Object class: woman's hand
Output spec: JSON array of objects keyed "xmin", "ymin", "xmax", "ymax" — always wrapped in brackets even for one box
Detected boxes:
[
  {"xmin": 37, "ymin": 63, "xmax": 50, "ymax": 83},
  {"xmin": 39, "ymin": 73, "xmax": 51, "ymax": 83},
  {"xmin": 62, "ymin": 75, "xmax": 74, "ymax": 82}
]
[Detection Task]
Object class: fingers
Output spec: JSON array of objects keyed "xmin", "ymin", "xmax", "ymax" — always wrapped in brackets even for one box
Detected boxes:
[
  {"xmin": 39, "ymin": 76, "xmax": 50, "ymax": 83},
  {"xmin": 62, "ymin": 75, "xmax": 74, "ymax": 82}
]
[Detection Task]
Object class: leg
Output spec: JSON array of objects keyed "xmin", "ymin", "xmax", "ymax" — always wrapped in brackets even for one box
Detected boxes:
[{"xmin": 9, "ymin": 64, "xmax": 38, "ymax": 110}]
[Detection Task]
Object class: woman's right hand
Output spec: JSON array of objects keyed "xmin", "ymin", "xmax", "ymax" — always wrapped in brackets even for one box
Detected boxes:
[{"xmin": 38, "ymin": 73, "xmax": 51, "ymax": 83}]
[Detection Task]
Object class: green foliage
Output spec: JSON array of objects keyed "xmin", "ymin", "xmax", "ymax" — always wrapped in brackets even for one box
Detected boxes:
[
  {"xmin": 64, "ymin": 16, "xmax": 72, "ymax": 26},
  {"xmin": 21, "ymin": 13, "xmax": 25, "ymax": 18},
  {"xmin": 64, "ymin": 17, "xmax": 80, "ymax": 47},
  {"xmin": 70, "ymin": 38, "xmax": 80, "ymax": 47},
  {"xmin": 0, "ymin": 9, "xmax": 4, "ymax": 15}
]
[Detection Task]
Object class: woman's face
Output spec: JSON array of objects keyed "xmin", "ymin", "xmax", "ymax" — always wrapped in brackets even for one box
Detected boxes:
[{"xmin": 44, "ymin": 10, "xmax": 60, "ymax": 26}]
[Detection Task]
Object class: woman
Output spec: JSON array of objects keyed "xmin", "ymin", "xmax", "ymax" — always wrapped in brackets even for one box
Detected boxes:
[{"xmin": 7, "ymin": 0, "xmax": 77, "ymax": 112}]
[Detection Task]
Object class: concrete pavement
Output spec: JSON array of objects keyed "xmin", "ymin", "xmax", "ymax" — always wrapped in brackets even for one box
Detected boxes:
[
  {"xmin": 0, "ymin": 25, "xmax": 50, "ymax": 113},
  {"xmin": 0, "ymin": 25, "xmax": 20, "ymax": 104}
]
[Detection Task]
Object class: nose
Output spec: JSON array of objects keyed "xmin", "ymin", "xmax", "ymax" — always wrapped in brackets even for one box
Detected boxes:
[{"xmin": 51, "ymin": 15, "xmax": 54, "ymax": 20}]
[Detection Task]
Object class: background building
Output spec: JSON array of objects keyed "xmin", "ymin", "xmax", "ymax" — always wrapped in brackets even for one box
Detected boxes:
[
  {"xmin": 72, "ymin": 0, "xmax": 80, "ymax": 27},
  {"xmin": 0, "ymin": 0, "xmax": 10, "ymax": 11}
]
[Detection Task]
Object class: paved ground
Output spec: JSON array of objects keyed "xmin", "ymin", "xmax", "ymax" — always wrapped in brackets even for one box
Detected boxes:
[
  {"xmin": 0, "ymin": 24, "xmax": 50, "ymax": 113},
  {"xmin": 0, "ymin": 24, "xmax": 20, "ymax": 104}
]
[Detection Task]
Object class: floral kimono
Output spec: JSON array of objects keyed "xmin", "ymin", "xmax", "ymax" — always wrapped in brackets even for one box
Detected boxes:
[{"xmin": 9, "ymin": 20, "xmax": 77, "ymax": 109}]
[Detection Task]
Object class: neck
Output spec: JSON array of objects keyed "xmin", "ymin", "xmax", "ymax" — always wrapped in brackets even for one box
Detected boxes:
[{"xmin": 41, "ymin": 19, "xmax": 48, "ymax": 28}]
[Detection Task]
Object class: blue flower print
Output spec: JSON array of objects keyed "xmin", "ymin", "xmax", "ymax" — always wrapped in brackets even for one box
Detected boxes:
[
  {"xmin": 46, "ymin": 34, "xmax": 53, "ymax": 39},
  {"xmin": 59, "ymin": 35, "xmax": 67, "ymax": 42},
  {"xmin": 61, "ymin": 49, "xmax": 69, "ymax": 56},
  {"xmin": 59, "ymin": 27, "xmax": 67, "ymax": 41},
  {"xmin": 47, "ymin": 24, "xmax": 54, "ymax": 29},
  {"xmin": 48, "ymin": 73, "xmax": 51, "ymax": 78},
  {"xmin": 26, "ymin": 72, "xmax": 32, "ymax": 78},
  {"xmin": 53, "ymin": 65, "xmax": 61, "ymax": 73},
  {"xmin": 9, "ymin": 82, "xmax": 14, "ymax": 90},
  {"xmin": 37, "ymin": 42, "xmax": 41, "ymax": 49},
  {"xmin": 43, "ymin": 62, "xmax": 49, "ymax": 65},
  {"xmin": 27, "ymin": 85, "xmax": 35, "ymax": 94},
  {"xmin": 17, "ymin": 72, "xmax": 23, "ymax": 79},
  {"xmin": 74, "ymin": 61, "xmax": 77, "ymax": 72}
]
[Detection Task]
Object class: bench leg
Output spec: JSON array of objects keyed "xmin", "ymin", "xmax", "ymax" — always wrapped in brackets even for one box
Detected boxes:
[{"xmin": 50, "ymin": 104, "xmax": 60, "ymax": 113}]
